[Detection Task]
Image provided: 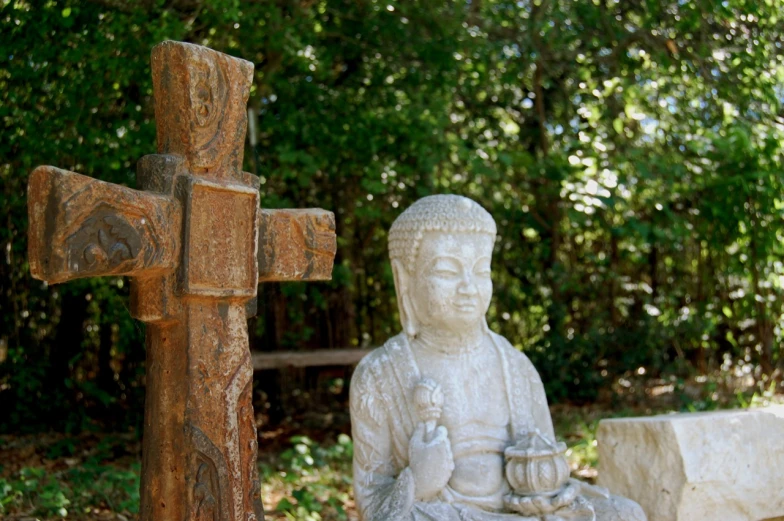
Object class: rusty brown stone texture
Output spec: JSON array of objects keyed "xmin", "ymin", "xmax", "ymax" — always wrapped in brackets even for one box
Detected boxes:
[
  {"xmin": 26, "ymin": 40, "xmax": 337, "ymax": 521},
  {"xmin": 258, "ymin": 209, "xmax": 337, "ymax": 282},
  {"xmin": 28, "ymin": 166, "xmax": 181, "ymax": 284},
  {"xmin": 151, "ymin": 41, "xmax": 254, "ymax": 178}
]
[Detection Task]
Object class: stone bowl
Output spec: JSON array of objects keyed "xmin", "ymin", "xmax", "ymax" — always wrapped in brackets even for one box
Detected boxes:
[{"xmin": 504, "ymin": 431, "xmax": 570, "ymax": 497}]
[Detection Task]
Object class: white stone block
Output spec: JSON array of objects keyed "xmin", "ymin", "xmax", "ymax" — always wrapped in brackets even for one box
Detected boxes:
[{"xmin": 597, "ymin": 407, "xmax": 784, "ymax": 521}]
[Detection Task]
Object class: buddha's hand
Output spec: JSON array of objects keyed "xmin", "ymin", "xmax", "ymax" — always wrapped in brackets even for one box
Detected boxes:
[{"xmin": 408, "ymin": 422, "xmax": 455, "ymax": 501}]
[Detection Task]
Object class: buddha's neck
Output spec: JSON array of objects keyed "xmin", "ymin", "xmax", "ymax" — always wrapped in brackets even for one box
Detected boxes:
[{"xmin": 414, "ymin": 326, "xmax": 486, "ymax": 356}]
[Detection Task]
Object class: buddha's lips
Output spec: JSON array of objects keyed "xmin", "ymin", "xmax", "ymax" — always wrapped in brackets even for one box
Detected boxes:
[{"xmin": 453, "ymin": 300, "xmax": 478, "ymax": 311}]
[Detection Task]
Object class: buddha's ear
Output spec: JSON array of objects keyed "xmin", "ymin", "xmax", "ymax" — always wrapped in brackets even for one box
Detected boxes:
[{"xmin": 391, "ymin": 259, "xmax": 417, "ymax": 337}]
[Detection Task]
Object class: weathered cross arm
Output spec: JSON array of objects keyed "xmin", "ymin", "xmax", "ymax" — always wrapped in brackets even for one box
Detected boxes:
[
  {"xmin": 28, "ymin": 166, "xmax": 181, "ymax": 284},
  {"xmin": 28, "ymin": 165, "xmax": 337, "ymax": 287}
]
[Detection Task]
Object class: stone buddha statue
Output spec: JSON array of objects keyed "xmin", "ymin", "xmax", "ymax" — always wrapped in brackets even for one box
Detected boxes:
[{"xmin": 350, "ymin": 195, "xmax": 646, "ymax": 521}]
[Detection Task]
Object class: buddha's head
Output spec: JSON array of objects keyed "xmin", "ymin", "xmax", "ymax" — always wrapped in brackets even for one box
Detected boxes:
[{"xmin": 389, "ymin": 195, "xmax": 497, "ymax": 338}]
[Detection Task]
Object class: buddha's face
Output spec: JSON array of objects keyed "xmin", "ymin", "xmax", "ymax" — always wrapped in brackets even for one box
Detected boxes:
[{"xmin": 407, "ymin": 231, "xmax": 494, "ymax": 335}]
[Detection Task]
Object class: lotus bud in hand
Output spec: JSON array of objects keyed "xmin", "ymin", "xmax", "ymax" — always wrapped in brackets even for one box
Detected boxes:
[{"xmin": 414, "ymin": 378, "xmax": 443, "ymax": 442}]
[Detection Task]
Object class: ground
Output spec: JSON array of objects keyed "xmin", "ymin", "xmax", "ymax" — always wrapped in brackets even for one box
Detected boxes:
[{"xmin": 0, "ymin": 374, "xmax": 780, "ymax": 521}]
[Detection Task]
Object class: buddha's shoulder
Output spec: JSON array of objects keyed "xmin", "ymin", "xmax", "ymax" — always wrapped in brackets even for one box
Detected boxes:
[
  {"xmin": 488, "ymin": 331, "xmax": 543, "ymax": 382},
  {"xmin": 352, "ymin": 333, "xmax": 410, "ymax": 383}
]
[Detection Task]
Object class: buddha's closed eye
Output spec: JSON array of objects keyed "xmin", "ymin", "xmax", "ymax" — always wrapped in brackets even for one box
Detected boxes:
[
  {"xmin": 474, "ymin": 259, "xmax": 492, "ymax": 277},
  {"xmin": 431, "ymin": 258, "xmax": 461, "ymax": 277}
]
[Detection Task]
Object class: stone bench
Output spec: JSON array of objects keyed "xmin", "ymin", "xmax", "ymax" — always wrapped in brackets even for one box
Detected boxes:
[{"xmin": 596, "ymin": 406, "xmax": 784, "ymax": 521}]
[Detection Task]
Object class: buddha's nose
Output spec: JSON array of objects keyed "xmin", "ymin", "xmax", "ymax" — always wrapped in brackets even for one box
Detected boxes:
[{"xmin": 457, "ymin": 275, "xmax": 479, "ymax": 296}]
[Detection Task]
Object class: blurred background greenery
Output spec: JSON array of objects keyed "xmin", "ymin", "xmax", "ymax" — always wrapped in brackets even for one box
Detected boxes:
[{"xmin": 1, "ymin": 0, "xmax": 783, "ymax": 440}]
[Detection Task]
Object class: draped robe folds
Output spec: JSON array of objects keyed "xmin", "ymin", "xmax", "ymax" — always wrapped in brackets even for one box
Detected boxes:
[{"xmin": 350, "ymin": 332, "xmax": 648, "ymax": 521}]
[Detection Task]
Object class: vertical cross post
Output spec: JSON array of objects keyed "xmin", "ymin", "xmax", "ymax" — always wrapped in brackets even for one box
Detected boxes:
[{"xmin": 27, "ymin": 41, "xmax": 337, "ymax": 521}]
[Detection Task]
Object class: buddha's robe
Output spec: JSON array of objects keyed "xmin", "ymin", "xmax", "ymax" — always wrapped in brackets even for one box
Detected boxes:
[{"xmin": 349, "ymin": 332, "xmax": 647, "ymax": 521}]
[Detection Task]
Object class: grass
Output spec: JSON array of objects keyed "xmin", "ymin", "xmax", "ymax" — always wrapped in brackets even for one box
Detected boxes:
[
  {"xmin": 0, "ymin": 433, "xmax": 140, "ymax": 520},
  {"xmin": 0, "ymin": 376, "xmax": 780, "ymax": 520},
  {"xmin": 259, "ymin": 434, "xmax": 354, "ymax": 521}
]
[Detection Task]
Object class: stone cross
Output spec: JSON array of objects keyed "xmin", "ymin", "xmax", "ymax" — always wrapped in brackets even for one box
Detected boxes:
[{"xmin": 27, "ymin": 41, "xmax": 336, "ymax": 521}]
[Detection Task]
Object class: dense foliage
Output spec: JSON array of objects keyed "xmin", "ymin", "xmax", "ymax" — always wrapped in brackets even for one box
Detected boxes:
[{"xmin": 2, "ymin": 0, "xmax": 783, "ymax": 430}]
